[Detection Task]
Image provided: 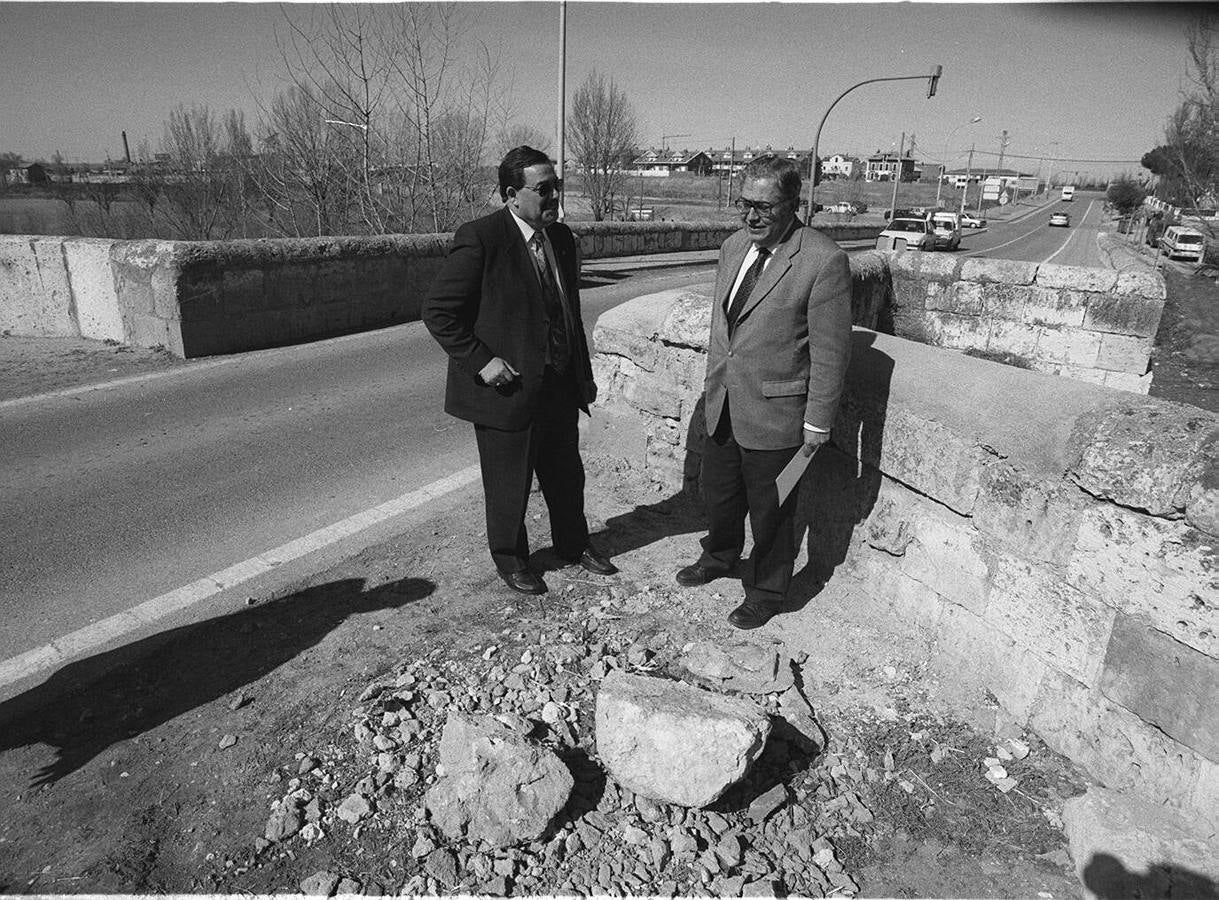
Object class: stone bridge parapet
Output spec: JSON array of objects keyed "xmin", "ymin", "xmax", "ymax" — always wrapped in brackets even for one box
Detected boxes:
[{"xmin": 586, "ymin": 279, "xmax": 1217, "ymax": 827}]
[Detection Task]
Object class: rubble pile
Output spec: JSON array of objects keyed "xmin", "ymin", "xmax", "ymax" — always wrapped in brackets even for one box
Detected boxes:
[{"xmin": 244, "ymin": 588, "xmax": 1073, "ymax": 897}]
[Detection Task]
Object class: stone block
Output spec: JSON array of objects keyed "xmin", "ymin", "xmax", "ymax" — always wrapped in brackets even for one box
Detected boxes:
[
  {"xmin": 935, "ymin": 313, "xmax": 992, "ymax": 351},
  {"xmin": 658, "ymin": 289, "xmax": 714, "ymax": 350},
  {"xmin": 987, "ymin": 555, "xmax": 1115, "ymax": 687},
  {"xmin": 890, "ymin": 307, "xmax": 943, "ymax": 345},
  {"xmin": 62, "ymin": 239, "xmax": 125, "ymax": 342},
  {"xmin": 662, "ymin": 346, "xmax": 708, "ymax": 393},
  {"xmin": 980, "ymin": 283, "xmax": 1031, "ymax": 320},
  {"xmin": 986, "ymin": 320, "xmax": 1040, "ymax": 360},
  {"xmin": 624, "ymin": 376, "xmax": 682, "ymax": 419},
  {"xmin": 1066, "ymin": 400, "xmax": 1218, "ymax": 518},
  {"xmin": 30, "ymin": 238, "xmax": 78, "ymax": 336},
  {"xmin": 938, "ymin": 602, "xmax": 1052, "ymax": 724},
  {"xmin": 899, "ymin": 508, "xmax": 990, "ymax": 614},
  {"xmin": 1184, "ymin": 440, "xmax": 1219, "ymax": 536},
  {"xmin": 1035, "ymin": 263, "xmax": 1118, "ymax": 293},
  {"xmin": 960, "ymin": 257, "xmax": 1038, "ymax": 285},
  {"xmin": 590, "ymin": 354, "xmax": 622, "ymax": 402},
  {"xmin": 595, "ymin": 671, "xmax": 770, "ymax": 807},
  {"xmin": 974, "ymin": 460, "xmax": 1083, "ymax": 566},
  {"xmin": 1191, "ymin": 760, "xmax": 1219, "ymax": 829},
  {"xmin": 1083, "ymin": 293, "xmax": 1164, "ymax": 337},
  {"xmin": 944, "ymin": 282, "xmax": 984, "ymax": 315},
  {"xmin": 1099, "ymin": 614, "xmax": 1219, "ymax": 760},
  {"xmin": 1062, "ymin": 787, "xmax": 1219, "ymax": 900},
  {"xmin": 1035, "ymin": 327, "xmax": 1101, "ymax": 368},
  {"xmin": 1099, "ymin": 370, "xmax": 1152, "ymax": 394},
  {"xmin": 1029, "ymin": 669, "xmax": 1203, "ymax": 803},
  {"xmin": 1021, "ymin": 288, "xmax": 1088, "ymax": 328},
  {"xmin": 922, "ymin": 280, "xmax": 948, "ymax": 311},
  {"xmin": 1114, "ymin": 268, "xmax": 1167, "ymax": 300},
  {"xmin": 1095, "ymin": 333, "xmax": 1151, "ymax": 374},
  {"xmin": 592, "ymin": 326, "xmax": 660, "ymax": 372},
  {"xmin": 1067, "ymin": 503, "xmax": 1217, "ymax": 657},
  {"xmin": 1057, "ymin": 364, "xmax": 1111, "ymax": 387},
  {"xmin": 834, "ymin": 399, "xmax": 985, "ymax": 515}
]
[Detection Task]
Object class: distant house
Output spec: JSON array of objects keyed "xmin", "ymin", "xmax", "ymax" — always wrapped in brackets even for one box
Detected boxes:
[
  {"xmin": 942, "ymin": 167, "xmax": 1029, "ymax": 189},
  {"xmin": 864, "ymin": 151, "xmax": 918, "ymax": 183},
  {"xmin": 821, "ymin": 154, "xmax": 859, "ymax": 180},
  {"xmin": 25, "ymin": 163, "xmax": 49, "ymax": 185},
  {"xmin": 629, "ymin": 148, "xmax": 714, "ymax": 177},
  {"xmin": 707, "ymin": 145, "xmax": 812, "ymax": 177}
]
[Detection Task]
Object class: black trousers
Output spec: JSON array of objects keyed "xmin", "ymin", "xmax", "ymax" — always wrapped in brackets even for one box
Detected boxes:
[
  {"xmin": 698, "ymin": 400, "xmax": 801, "ymax": 605},
  {"xmin": 473, "ymin": 368, "xmax": 589, "ymax": 574}
]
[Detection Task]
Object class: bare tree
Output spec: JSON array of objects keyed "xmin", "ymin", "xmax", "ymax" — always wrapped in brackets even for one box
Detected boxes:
[
  {"xmin": 259, "ymin": 3, "xmax": 502, "ymax": 235},
  {"xmin": 151, "ymin": 104, "xmax": 252, "ymax": 239},
  {"xmin": 568, "ymin": 70, "xmax": 639, "ymax": 221}
]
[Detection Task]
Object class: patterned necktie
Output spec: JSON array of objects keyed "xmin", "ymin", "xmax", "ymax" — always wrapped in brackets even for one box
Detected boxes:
[
  {"xmin": 725, "ymin": 247, "xmax": 770, "ymax": 333},
  {"xmin": 530, "ymin": 233, "xmax": 571, "ymax": 373}
]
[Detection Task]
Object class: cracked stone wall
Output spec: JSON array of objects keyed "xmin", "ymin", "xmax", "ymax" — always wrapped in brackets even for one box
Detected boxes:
[
  {"xmin": 587, "ymin": 281, "xmax": 1218, "ymax": 826},
  {"xmin": 879, "ymin": 251, "xmax": 1166, "ymax": 393},
  {"xmin": 0, "ymin": 223, "xmax": 883, "ymax": 357}
]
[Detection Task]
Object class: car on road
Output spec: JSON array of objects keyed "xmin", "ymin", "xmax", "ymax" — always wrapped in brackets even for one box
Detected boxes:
[
  {"xmin": 958, "ymin": 212, "xmax": 987, "ymax": 229},
  {"xmin": 929, "ymin": 211, "xmax": 962, "ymax": 250},
  {"xmin": 1049, "ymin": 212, "xmax": 1071, "ymax": 227},
  {"xmin": 875, "ymin": 216, "xmax": 935, "ymax": 251}
]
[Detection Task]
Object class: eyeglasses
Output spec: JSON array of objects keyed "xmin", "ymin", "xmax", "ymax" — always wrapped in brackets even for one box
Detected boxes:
[
  {"xmin": 522, "ymin": 179, "xmax": 563, "ymax": 199},
  {"xmin": 734, "ymin": 197, "xmax": 792, "ymax": 217}
]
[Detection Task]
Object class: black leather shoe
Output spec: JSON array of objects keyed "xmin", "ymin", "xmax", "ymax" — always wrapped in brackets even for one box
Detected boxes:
[
  {"xmin": 727, "ymin": 600, "xmax": 778, "ymax": 630},
  {"xmin": 575, "ymin": 548, "xmax": 618, "ymax": 576},
  {"xmin": 500, "ymin": 569, "xmax": 547, "ymax": 595},
  {"xmin": 675, "ymin": 562, "xmax": 734, "ymax": 587}
]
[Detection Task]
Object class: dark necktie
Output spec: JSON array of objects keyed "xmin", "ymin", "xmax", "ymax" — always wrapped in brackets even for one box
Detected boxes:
[
  {"xmin": 725, "ymin": 247, "xmax": 770, "ymax": 334},
  {"xmin": 530, "ymin": 233, "xmax": 571, "ymax": 373}
]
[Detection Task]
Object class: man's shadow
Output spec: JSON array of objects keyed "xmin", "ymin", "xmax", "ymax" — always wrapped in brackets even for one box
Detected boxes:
[
  {"xmin": 591, "ymin": 331, "xmax": 895, "ymax": 609},
  {"xmin": 1083, "ymin": 852, "xmax": 1218, "ymax": 900},
  {"xmin": 0, "ymin": 576, "xmax": 434, "ymax": 788}
]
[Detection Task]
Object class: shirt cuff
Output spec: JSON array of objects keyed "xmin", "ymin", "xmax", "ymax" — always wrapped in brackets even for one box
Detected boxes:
[{"xmin": 803, "ymin": 422, "xmax": 829, "ymax": 434}]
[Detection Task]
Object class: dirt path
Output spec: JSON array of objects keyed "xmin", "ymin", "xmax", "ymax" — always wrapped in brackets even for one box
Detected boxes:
[
  {"xmin": 1149, "ymin": 268, "xmax": 1219, "ymax": 413},
  {"xmin": 0, "ymin": 467, "xmax": 1084, "ymax": 898}
]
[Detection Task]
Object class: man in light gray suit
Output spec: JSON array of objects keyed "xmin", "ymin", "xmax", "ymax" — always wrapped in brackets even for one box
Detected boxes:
[{"xmin": 676, "ymin": 155, "xmax": 852, "ymax": 629}]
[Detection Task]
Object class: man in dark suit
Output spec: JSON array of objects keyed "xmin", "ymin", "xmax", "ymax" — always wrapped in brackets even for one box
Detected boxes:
[
  {"xmin": 677, "ymin": 155, "xmax": 852, "ymax": 629},
  {"xmin": 422, "ymin": 146, "xmax": 617, "ymax": 595}
]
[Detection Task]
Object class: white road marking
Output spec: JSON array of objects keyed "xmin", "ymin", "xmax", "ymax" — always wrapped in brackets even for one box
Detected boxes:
[
  {"xmin": 1043, "ymin": 200, "xmax": 1097, "ymax": 264},
  {"xmin": 0, "ymin": 464, "xmax": 482, "ymax": 689}
]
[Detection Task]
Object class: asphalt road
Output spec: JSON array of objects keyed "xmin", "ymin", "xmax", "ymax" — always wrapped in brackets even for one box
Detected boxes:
[
  {"xmin": 0, "ymin": 261, "xmax": 721, "ymax": 692},
  {"xmin": 958, "ymin": 193, "xmax": 1109, "ymax": 266},
  {"xmin": 0, "ymin": 205, "xmax": 1119, "ymax": 694}
]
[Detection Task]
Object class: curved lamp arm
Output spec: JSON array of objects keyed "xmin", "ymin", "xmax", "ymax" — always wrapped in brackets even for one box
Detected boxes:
[{"xmin": 807, "ymin": 68, "xmax": 942, "ymax": 212}]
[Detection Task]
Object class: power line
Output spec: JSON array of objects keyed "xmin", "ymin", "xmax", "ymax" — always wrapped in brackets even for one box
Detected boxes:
[{"xmin": 970, "ymin": 150, "xmax": 1144, "ymax": 165}]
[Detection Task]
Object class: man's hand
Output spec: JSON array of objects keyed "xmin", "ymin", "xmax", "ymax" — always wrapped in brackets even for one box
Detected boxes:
[
  {"xmin": 479, "ymin": 357, "xmax": 519, "ymax": 387},
  {"xmin": 801, "ymin": 429, "xmax": 830, "ymax": 457}
]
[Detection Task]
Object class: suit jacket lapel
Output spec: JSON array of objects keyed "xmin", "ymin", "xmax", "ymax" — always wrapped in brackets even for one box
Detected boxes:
[
  {"xmin": 717, "ymin": 234, "xmax": 751, "ymax": 312},
  {"xmin": 734, "ymin": 223, "xmax": 803, "ymax": 326},
  {"xmin": 502, "ymin": 207, "xmax": 546, "ymax": 305}
]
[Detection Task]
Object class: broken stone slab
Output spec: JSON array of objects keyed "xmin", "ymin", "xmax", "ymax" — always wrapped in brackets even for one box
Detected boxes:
[
  {"xmin": 595, "ymin": 670, "xmax": 771, "ymax": 807},
  {"xmin": 299, "ymin": 870, "xmax": 340, "ymax": 896},
  {"xmin": 776, "ymin": 684, "xmax": 825, "ymax": 753},
  {"xmin": 424, "ymin": 712, "xmax": 574, "ymax": 849},
  {"xmin": 680, "ymin": 638, "xmax": 796, "ymax": 694},
  {"xmin": 1062, "ymin": 786, "xmax": 1219, "ymax": 900}
]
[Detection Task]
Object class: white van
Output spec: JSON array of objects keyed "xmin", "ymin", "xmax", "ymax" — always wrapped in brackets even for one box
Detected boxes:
[
  {"xmin": 1060, "ymin": 186, "xmax": 1075, "ymax": 202},
  {"xmin": 1160, "ymin": 225, "xmax": 1207, "ymax": 263}
]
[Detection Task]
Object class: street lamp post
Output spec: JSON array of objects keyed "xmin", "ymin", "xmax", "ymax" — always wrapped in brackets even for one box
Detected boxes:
[
  {"xmin": 935, "ymin": 115, "xmax": 981, "ymax": 210},
  {"xmin": 807, "ymin": 65, "xmax": 942, "ymax": 214}
]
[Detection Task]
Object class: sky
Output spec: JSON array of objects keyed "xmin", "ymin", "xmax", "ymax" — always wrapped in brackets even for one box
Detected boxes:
[{"xmin": 0, "ymin": 1, "xmax": 1204, "ymax": 181}]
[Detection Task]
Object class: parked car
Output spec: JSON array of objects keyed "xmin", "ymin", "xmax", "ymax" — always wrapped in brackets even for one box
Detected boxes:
[
  {"xmin": 1049, "ymin": 212, "xmax": 1071, "ymax": 227},
  {"xmin": 875, "ymin": 217, "xmax": 935, "ymax": 251},
  {"xmin": 827, "ymin": 201, "xmax": 856, "ymax": 214},
  {"xmin": 929, "ymin": 212, "xmax": 962, "ymax": 250},
  {"xmin": 958, "ymin": 212, "xmax": 986, "ymax": 229},
  {"xmin": 1159, "ymin": 225, "xmax": 1207, "ymax": 262}
]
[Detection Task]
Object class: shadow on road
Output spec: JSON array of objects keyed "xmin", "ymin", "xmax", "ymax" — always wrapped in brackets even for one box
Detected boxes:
[{"xmin": 0, "ymin": 576, "xmax": 434, "ymax": 788}]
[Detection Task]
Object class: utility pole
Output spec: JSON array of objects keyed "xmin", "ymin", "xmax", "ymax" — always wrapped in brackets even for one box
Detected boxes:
[
  {"xmin": 888, "ymin": 132, "xmax": 905, "ymax": 221},
  {"xmin": 959, "ymin": 142, "xmax": 975, "ymax": 217},
  {"xmin": 996, "ymin": 129, "xmax": 1010, "ymax": 173},
  {"xmin": 556, "ymin": 2, "xmax": 566, "ymax": 210}
]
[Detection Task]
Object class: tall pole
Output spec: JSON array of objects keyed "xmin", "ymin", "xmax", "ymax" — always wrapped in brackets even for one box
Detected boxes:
[
  {"xmin": 888, "ymin": 132, "xmax": 905, "ymax": 221},
  {"xmin": 937, "ymin": 115, "xmax": 981, "ymax": 210},
  {"xmin": 556, "ymin": 2, "xmax": 566, "ymax": 208},
  {"xmin": 959, "ymin": 142, "xmax": 975, "ymax": 216},
  {"xmin": 728, "ymin": 136, "xmax": 736, "ymax": 205}
]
